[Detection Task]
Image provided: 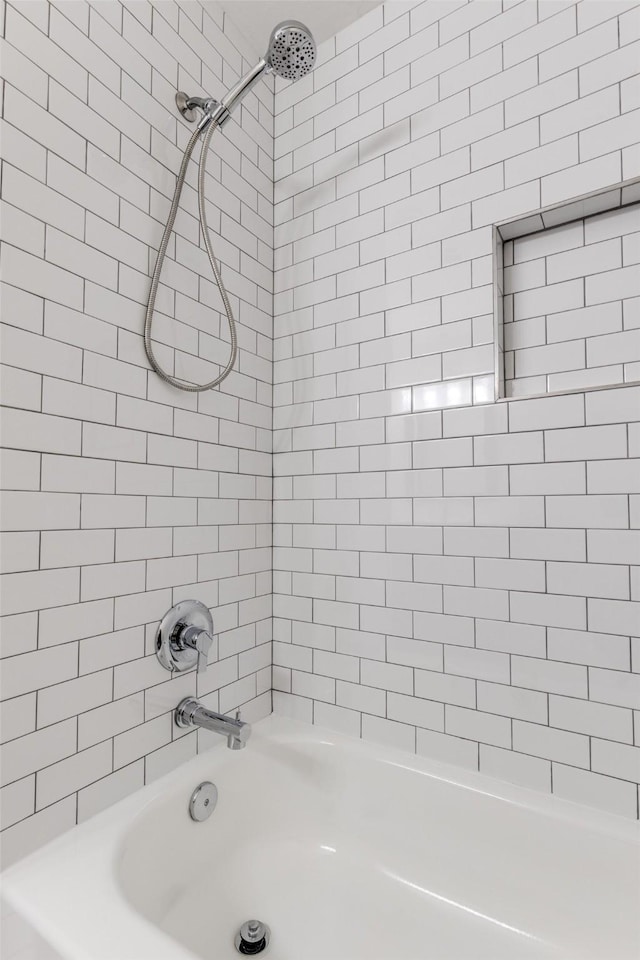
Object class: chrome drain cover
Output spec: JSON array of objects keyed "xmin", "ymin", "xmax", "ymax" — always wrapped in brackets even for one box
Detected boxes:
[{"xmin": 235, "ymin": 920, "xmax": 270, "ymax": 954}]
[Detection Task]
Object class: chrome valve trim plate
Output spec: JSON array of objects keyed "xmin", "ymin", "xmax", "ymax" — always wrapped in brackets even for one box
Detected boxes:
[{"xmin": 156, "ymin": 599, "xmax": 214, "ymax": 673}]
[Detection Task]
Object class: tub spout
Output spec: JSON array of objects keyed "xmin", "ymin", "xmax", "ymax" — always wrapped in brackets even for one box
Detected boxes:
[{"xmin": 175, "ymin": 697, "xmax": 251, "ymax": 749}]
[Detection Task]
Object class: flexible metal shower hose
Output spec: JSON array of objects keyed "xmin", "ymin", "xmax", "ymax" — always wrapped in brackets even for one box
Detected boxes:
[{"xmin": 144, "ymin": 119, "xmax": 238, "ymax": 392}]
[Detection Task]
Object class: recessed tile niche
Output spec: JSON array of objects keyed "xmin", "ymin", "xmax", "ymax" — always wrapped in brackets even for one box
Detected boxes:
[{"xmin": 494, "ymin": 180, "xmax": 640, "ymax": 400}]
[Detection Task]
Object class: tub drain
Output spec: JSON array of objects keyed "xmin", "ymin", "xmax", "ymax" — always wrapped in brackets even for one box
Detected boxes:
[{"xmin": 235, "ymin": 920, "xmax": 270, "ymax": 954}]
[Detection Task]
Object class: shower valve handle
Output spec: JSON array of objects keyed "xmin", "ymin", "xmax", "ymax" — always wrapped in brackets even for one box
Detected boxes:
[{"xmin": 180, "ymin": 624, "xmax": 213, "ymax": 674}]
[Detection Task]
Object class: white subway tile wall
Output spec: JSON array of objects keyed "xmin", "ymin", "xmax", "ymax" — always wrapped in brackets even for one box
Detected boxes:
[
  {"xmin": 0, "ymin": 0, "xmax": 273, "ymax": 866},
  {"xmin": 272, "ymin": 0, "xmax": 640, "ymax": 819},
  {"xmin": 504, "ymin": 203, "xmax": 640, "ymax": 396}
]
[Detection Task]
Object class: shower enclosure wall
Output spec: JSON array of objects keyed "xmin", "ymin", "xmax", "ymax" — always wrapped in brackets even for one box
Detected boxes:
[
  {"xmin": 0, "ymin": 0, "xmax": 274, "ymax": 867},
  {"xmin": 270, "ymin": 0, "xmax": 640, "ymax": 817}
]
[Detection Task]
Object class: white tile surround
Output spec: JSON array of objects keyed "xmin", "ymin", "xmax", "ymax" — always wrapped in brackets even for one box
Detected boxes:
[
  {"xmin": 0, "ymin": 0, "xmax": 273, "ymax": 866},
  {"xmin": 503, "ymin": 201, "xmax": 640, "ymax": 396},
  {"xmin": 0, "ymin": 0, "xmax": 639, "ymax": 872},
  {"xmin": 271, "ymin": 0, "xmax": 640, "ymax": 819}
]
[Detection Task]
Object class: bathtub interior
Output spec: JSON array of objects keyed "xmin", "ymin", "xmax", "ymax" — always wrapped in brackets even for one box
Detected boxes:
[{"xmin": 114, "ymin": 719, "xmax": 640, "ymax": 960}]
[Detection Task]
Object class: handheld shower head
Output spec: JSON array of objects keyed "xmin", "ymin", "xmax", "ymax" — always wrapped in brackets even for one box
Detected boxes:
[
  {"xmin": 221, "ymin": 20, "xmax": 316, "ymax": 117},
  {"xmin": 178, "ymin": 21, "xmax": 316, "ymax": 129},
  {"xmin": 266, "ymin": 21, "xmax": 316, "ymax": 80}
]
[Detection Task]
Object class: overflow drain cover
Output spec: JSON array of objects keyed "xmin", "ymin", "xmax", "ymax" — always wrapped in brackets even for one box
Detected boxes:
[{"xmin": 189, "ymin": 781, "xmax": 218, "ymax": 822}]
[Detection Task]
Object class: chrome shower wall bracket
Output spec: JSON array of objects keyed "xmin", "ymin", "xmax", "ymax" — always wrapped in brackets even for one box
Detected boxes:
[
  {"xmin": 175, "ymin": 92, "xmax": 219, "ymax": 121},
  {"xmin": 175, "ymin": 92, "xmax": 228, "ymax": 129},
  {"xmin": 175, "ymin": 91, "xmax": 199, "ymax": 122},
  {"xmin": 156, "ymin": 599, "xmax": 215, "ymax": 674}
]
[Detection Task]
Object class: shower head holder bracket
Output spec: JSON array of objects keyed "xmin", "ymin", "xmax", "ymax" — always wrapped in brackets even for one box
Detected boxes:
[{"xmin": 176, "ymin": 91, "xmax": 231, "ymax": 130}]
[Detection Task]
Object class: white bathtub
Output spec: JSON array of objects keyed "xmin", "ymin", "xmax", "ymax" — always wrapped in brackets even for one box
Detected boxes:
[{"xmin": 2, "ymin": 715, "xmax": 639, "ymax": 960}]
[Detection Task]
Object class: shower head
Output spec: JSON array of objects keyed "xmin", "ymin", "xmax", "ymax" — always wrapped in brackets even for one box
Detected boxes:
[
  {"xmin": 211, "ymin": 20, "xmax": 316, "ymax": 125},
  {"xmin": 178, "ymin": 21, "xmax": 316, "ymax": 130},
  {"xmin": 266, "ymin": 21, "xmax": 316, "ymax": 81}
]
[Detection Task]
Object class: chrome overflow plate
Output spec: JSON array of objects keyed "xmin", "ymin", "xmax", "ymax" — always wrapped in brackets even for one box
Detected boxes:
[
  {"xmin": 189, "ymin": 781, "xmax": 218, "ymax": 822},
  {"xmin": 235, "ymin": 920, "xmax": 270, "ymax": 955}
]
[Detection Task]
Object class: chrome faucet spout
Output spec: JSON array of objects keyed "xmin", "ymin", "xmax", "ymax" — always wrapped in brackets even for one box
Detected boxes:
[{"xmin": 175, "ymin": 697, "xmax": 251, "ymax": 750}]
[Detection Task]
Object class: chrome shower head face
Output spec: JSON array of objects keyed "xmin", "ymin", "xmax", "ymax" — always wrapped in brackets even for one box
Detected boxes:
[{"xmin": 267, "ymin": 21, "xmax": 316, "ymax": 81}]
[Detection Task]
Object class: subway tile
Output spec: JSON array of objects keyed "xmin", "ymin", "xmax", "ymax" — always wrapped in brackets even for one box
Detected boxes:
[
  {"xmin": 589, "ymin": 669, "xmax": 640, "ymax": 710},
  {"xmin": 476, "ymin": 619, "xmax": 546, "ymax": 658},
  {"xmin": 547, "ymin": 561, "xmax": 629, "ymax": 600},
  {"xmin": 0, "ymin": 715, "xmax": 77, "ymax": 787},
  {"xmin": 440, "ymin": 0, "xmax": 501, "ymax": 45},
  {"xmin": 387, "ymin": 692, "xmax": 444, "ymax": 732},
  {"xmin": 472, "ymin": 57, "xmax": 537, "ymax": 114},
  {"xmin": 361, "ymin": 714, "xmax": 415, "ymax": 753},
  {"xmin": 414, "ymin": 610, "xmax": 474, "ymax": 648},
  {"xmin": 505, "ymin": 71, "xmax": 578, "ymax": 128},
  {"xmin": 545, "ymin": 425, "xmax": 627, "ymax": 462},
  {"xmin": 113, "ymin": 715, "xmax": 172, "ymax": 770},
  {"xmin": 42, "ymin": 454, "xmax": 115, "ymax": 494},
  {"xmin": 512, "ymin": 655, "xmax": 588, "ymax": 698},
  {"xmin": 549, "ymin": 628, "xmax": 630, "ymax": 671},
  {"xmin": 4, "ymin": 84, "xmax": 87, "ymax": 171},
  {"xmin": 589, "ymin": 599, "xmax": 640, "ymax": 638},
  {"xmin": 505, "ymin": 7, "xmax": 576, "ymax": 69},
  {"xmin": 474, "ymin": 431, "xmax": 543, "ymax": 465},
  {"xmin": 513, "ymin": 720, "xmax": 590, "ymax": 768},
  {"xmin": 415, "ymin": 669, "xmax": 476, "ymax": 709},
  {"xmin": 481, "ymin": 744, "xmax": 551, "ymax": 792},
  {"xmin": 40, "ymin": 529, "xmax": 114, "ymax": 570},
  {"xmin": 511, "ymin": 592, "xmax": 587, "ymax": 631},
  {"xmin": 36, "ymin": 740, "xmax": 113, "ymax": 810},
  {"xmin": 591, "ymin": 739, "xmax": 640, "ymax": 783},
  {"xmin": 550, "ymin": 695, "xmax": 633, "ymax": 743},
  {"xmin": 2, "ymin": 611, "xmax": 39, "ymax": 658},
  {"xmin": 588, "ymin": 530, "xmax": 640, "ymax": 566},
  {"xmin": 1, "ymin": 567, "xmax": 80, "ymax": 618},
  {"xmin": 580, "ymin": 40, "xmax": 640, "ymax": 96},
  {"xmin": 476, "ymin": 557, "xmax": 545, "ymax": 592},
  {"xmin": 78, "ymin": 760, "xmax": 145, "ymax": 822},
  {"xmin": 471, "ymin": 0, "xmax": 538, "ymax": 56},
  {"xmin": 81, "ymin": 494, "xmax": 146, "ymax": 529},
  {"xmin": 588, "ymin": 459, "xmax": 640, "ymax": 495},
  {"xmin": 5, "ymin": 630, "xmax": 37, "ymax": 692},
  {"xmin": 475, "ymin": 496, "xmax": 545, "ymax": 527},
  {"xmin": 478, "ymin": 681, "xmax": 548, "ymax": 724},
  {"xmin": 446, "ymin": 704, "xmax": 511, "ymax": 748},
  {"xmin": 0, "ymin": 775, "xmax": 35, "ymax": 831},
  {"xmin": 416, "ymin": 727, "xmax": 478, "ymax": 771},
  {"xmin": 542, "ymin": 153, "xmax": 622, "ymax": 208},
  {"xmin": 291, "ymin": 670, "xmax": 335, "ymax": 703},
  {"xmin": 1, "ymin": 644, "xmax": 79, "ymax": 702},
  {"xmin": 510, "ymin": 527, "xmax": 586, "ymax": 561},
  {"xmin": 444, "ymin": 645, "xmax": 510, "ymax": 683},
  {"xmin": 472, "ymin": 117, "xmax": 538, "ymax": 172},
  {"xmin": 38, "ymin": 670, "xmax": 113, "ymax": 728},
  {"xmin": 552, "ymin": 764, "xmax": 638, "ymax": 818},
  {"xmin": 0, "ymin": 532, "xmax": 40, "ymax": 575},
  {"xmin": 508, "ymin": 393, "xmax": 585, "ymax": 432},
  {"xmin": 545, "ymin": 495, "xmax": 629, "ymax": 529}
]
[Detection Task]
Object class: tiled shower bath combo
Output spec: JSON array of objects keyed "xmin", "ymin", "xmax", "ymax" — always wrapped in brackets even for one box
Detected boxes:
[{"xmin": 0, "ymin": 0, "xmax": 639, "ymax": 958}]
